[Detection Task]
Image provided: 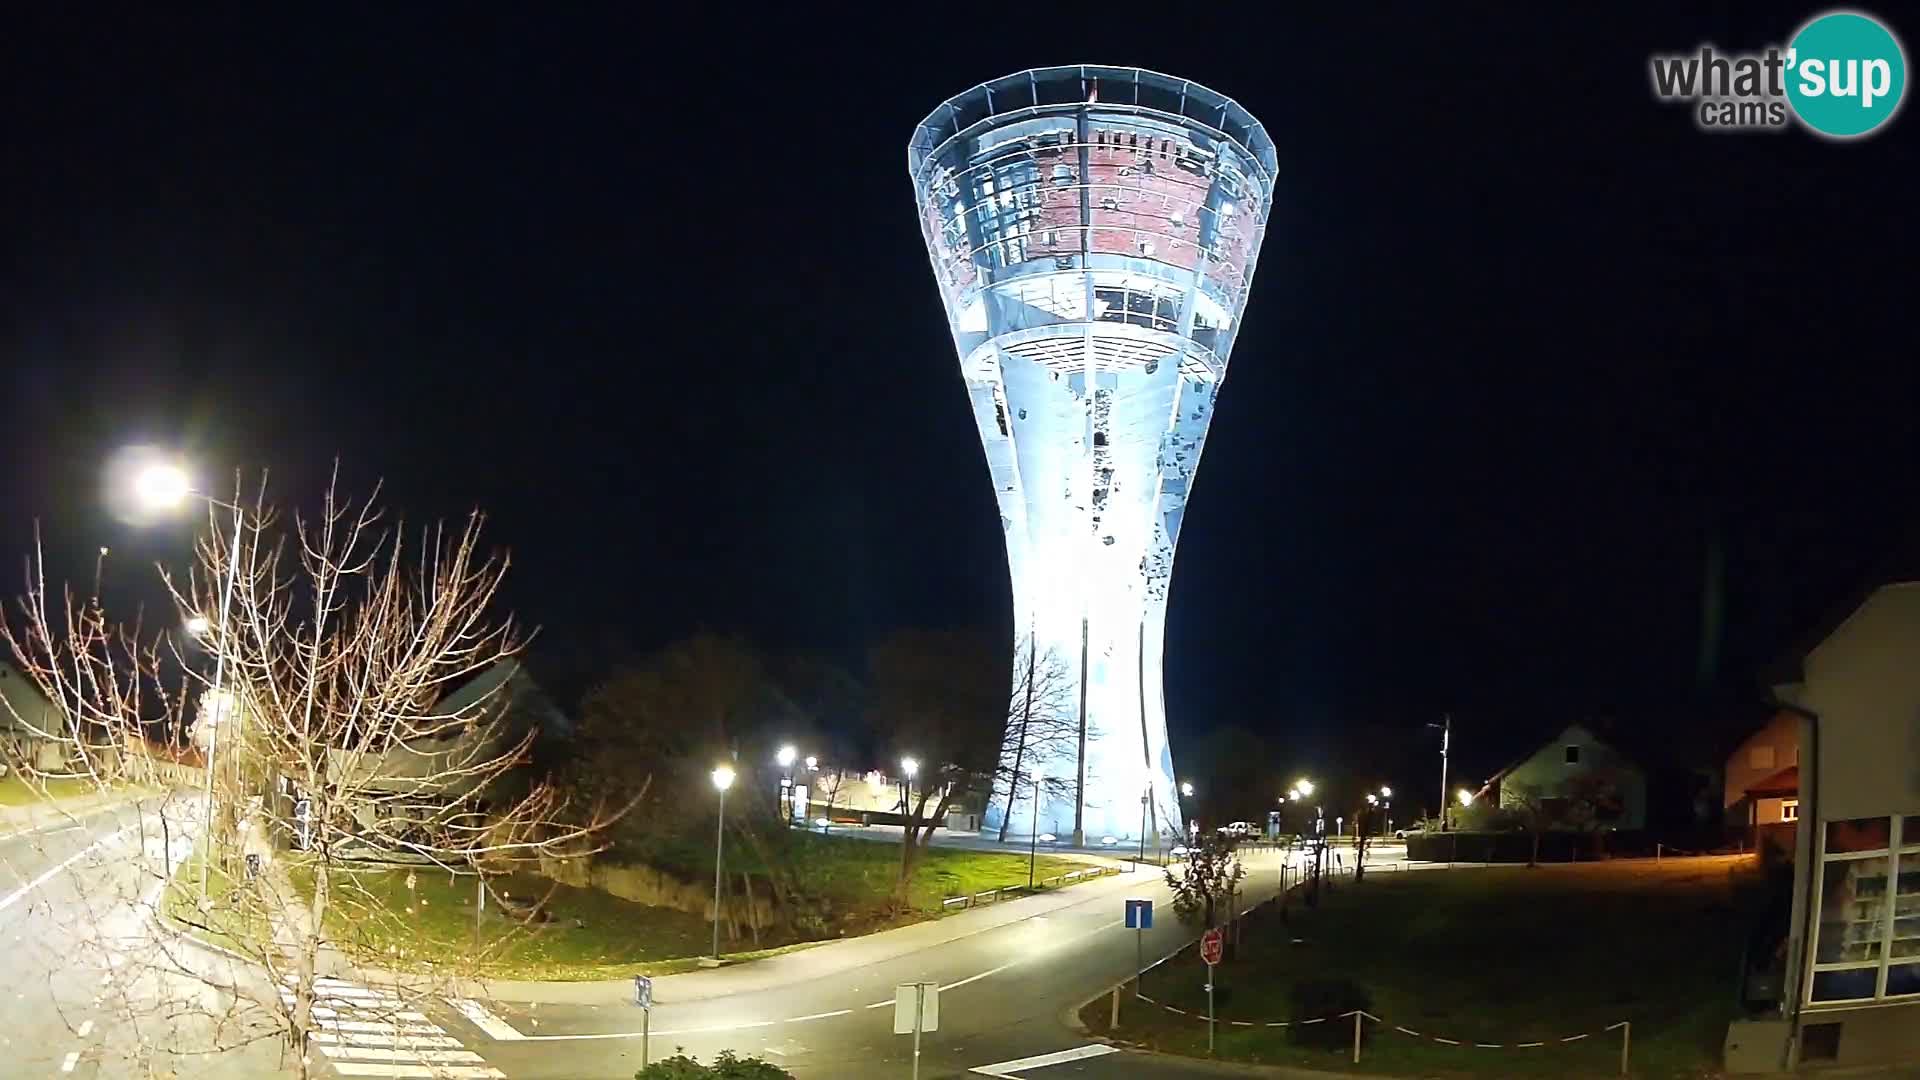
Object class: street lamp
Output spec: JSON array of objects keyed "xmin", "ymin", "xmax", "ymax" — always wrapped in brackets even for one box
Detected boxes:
[
  {"xmin": 1180, "ymin": 781, "xmax": 1194, "ymax": 797},
  {"xmin": 1027, "ymin": 767, "xmax": 1046, "ymax": 890},
  {"xmin": 1457, "ymin": 787, "xmax": 1473, "ymax": 806},
  {"xmin": 1380, "ymin": 786, "xmax": 1393, "ymax": 837},
  {"xmin": 709, "ymin": 765, "xmax": 736, "ymax": 962},
  {"xmin": 1294, "ymin": 778, "xmax": 1314, "ymax": 797},
  {"xmin": 900, "ymin": 757, "xmax": 919, "ymax": 829},
  {"xmin": 804, "ymin": 755, "xmax": 818, "ymax": 771},
  {"xmin": 134, "ymin": 460, "xmax": 245, "ymax": 904},
  {"xmin": 775, "ymin": 745, "xmax": 798, "ymax": 827}
]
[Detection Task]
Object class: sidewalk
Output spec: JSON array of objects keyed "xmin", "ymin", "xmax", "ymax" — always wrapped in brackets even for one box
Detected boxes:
[{"xmin": 434, "ymin": 855, "xmax": 1166, "ymax": 1006}]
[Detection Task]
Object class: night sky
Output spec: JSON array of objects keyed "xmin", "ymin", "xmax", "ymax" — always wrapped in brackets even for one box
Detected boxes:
[{"xmin": 3, "ymin": 8, "xmax": 1915, "ymax": 797}]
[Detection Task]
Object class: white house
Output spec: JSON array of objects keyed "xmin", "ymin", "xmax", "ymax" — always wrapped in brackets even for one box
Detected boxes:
[
  {"xmin": 0, "ymin": 661, "xmax": 73, "ymax": 774},
  {"xmin": 1488, "ymin": 721, "xmax": 1648, "ymax": 831}
]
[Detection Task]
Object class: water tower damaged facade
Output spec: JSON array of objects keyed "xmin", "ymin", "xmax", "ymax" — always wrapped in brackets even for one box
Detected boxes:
[{"xmin": 908, "ymin": 67, "xmax": 1275, "ymax": 846}]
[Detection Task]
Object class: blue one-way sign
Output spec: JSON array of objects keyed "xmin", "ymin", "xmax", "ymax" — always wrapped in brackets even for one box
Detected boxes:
[{"xmin": 1125, "ymin": 897, "xmax": 1153, "ymax": 929}]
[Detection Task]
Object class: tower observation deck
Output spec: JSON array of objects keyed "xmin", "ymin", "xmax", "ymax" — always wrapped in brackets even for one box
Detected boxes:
[{"xmin": 909, "ymin": 67, "xmax": 1275, "ymax": 846}]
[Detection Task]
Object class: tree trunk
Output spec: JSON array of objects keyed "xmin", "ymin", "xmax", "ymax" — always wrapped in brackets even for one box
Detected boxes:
[{"xmin": 998, "ymin": 637, "xmax": 1037, "ymax": 843}]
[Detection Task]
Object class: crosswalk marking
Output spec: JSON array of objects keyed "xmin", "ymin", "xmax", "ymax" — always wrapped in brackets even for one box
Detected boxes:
[
  {"xmin": 278, "ymin": 975, "xmax": 505, "ymax": 1079},
  {"xmin": 327, "ymin": 1066, "xmax": 504, "ymax": 1079}
]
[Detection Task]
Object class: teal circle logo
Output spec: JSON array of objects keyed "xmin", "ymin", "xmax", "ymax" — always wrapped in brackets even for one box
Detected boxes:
[{"xmin": 1786, "ymin": 11, "xmax": 1907, "ymax": 138}]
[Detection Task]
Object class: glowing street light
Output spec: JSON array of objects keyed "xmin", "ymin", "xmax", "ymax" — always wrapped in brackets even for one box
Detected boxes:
[
  {"xmin": 1366, "ymin": 794, "xmax": 1378, "ymax": 805},
  {"xmin": 128, "ymin": 456, "xmax": 244, "ymax": 905},
  {"xmin": 804, "ymin": 755, "xmax": 818, "ymax": 771},
  {"xmin": 1294, "ymin": 778, "xmax": 1314, "ymax": 797},
  {"xmin": 900, "ymin": 756, "xmax": 919, "ymax": 779},
  {"xmin": 709, "ymin": 764, "xmax": 736, "ymax": 962},
  {"xmin": 133, "ymin": 462, "xmax": 192, "ymax": 510},
  {"xmin": 1457, "ymin": 787, "xmax": 1474, "ymax": 806},
  {"xmin": 776, "ymin": 745, "xmax": 797, "ymax": 769},
  {"xmin": 899, "ymin": 756, "xmax": 920, "ymax": 828},
  {"xmin": 1180, "ymin": 781, "xmax": 1194, "ymax": 797}
]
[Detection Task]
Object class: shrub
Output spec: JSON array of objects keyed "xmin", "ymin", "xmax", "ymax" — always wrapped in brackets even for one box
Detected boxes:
[
  {"xmin": 1287, "ymin": 976, "xmax": 1372, "ymax": 1049},
  {"xmin": 637, "ymin": 1049, "xmax": 795, "ymax": 1079}
]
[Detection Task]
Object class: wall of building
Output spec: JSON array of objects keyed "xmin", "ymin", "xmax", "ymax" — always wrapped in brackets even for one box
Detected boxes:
[
  {"xmin": 1725, "ymin": 710, "xmax": 1800, "ymax": 811},
  {"xmin": 1787, "ymin": 583, "xmax": 1920, "ymax": 1069},
  {"xmin": 1498, "ymin": 723, "xmax": 1648, "ymax": 830},
  {"xmin": 1799, "ymin": 583, "xmax": 1920, "ymax": 823}
]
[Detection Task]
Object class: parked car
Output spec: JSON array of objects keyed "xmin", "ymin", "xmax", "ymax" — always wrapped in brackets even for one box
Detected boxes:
[
  {"xmin": 1393, "ymin": 823, "xmax": 1428, "ymax": 840},
  {"xmin": 1217, "ymin": 821, "xmax": 1254, "ymax": 837}
]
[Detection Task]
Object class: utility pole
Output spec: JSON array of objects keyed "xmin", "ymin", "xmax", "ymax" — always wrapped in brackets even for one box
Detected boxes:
[{"xmin": 1431, "ymin": 713, "xmax": 1451, "ymax": 831}]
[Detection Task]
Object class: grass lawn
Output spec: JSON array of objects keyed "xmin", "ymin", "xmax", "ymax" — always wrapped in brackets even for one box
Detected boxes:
[
  {"xmin": 0, "ymin": 774, "xmax": 97, "ymax": 806},
  {"xmin": 160, "ymin": 841, "xmax": 274, "ymax": 957},
  {"xmin": 288, "ymin": 861, "xmax": 764, "ymax": 981},
  {"xmin": 781, "ymin": 833, "xmax": 1100, "ymax": 918},
  {"xmin": 1090, "ymin": 856, "xmax": 1763, "ymax": 1078},
  {"xmin": 280, "ymin": 837, "xmax": 1102, "ymax": 981}
]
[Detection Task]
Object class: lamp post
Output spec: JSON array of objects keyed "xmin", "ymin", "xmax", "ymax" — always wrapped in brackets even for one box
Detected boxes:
[
  {"xmin": 1429, "ymin": 714, "xmax": 1451, "ymax": 831},
  {"xmin": 1380, "ymin": 786, "xmax": 1393, "ymax": 837},
  {"xmin": 900, "ymin": 756, "xmax": 919, "ymax": 834},
  {"xmin": 134, "ymin": 461, "xmax": 245, "ymax": 904},
  {"xmin": 776, "ymin": 745, "xmax": 797, "ymax": 827},
  {"xmin": 709, "ymin": 765, "xmax": 735, "ymax": 962},
  {"xmin": 1027, "ymin": 767, "xmax": 1045, "ymax": 890}
]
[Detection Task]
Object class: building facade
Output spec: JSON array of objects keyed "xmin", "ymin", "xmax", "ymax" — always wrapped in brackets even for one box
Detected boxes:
[
  {"xmin": 1772, "ymin": 582, "xmax": 1920, "ymax": 1069},
  {"xmin": 1492, "ymin": 722, "xmax": 1648, "ymax": 831},
  {"xmin": 909, "ymin": 67, "xmax": 1274, "ymax": 845}
]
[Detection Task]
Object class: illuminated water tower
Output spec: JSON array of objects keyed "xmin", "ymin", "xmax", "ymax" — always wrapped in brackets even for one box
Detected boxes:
[{"xmin": 908, "ymin": 67, "xmax": 1275, "ymax": 846}]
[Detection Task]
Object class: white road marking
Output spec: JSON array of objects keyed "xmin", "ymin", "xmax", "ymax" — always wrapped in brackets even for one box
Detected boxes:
[
  {"xmin": 310, "ymin": 1032, "xmax": 465, "ymax": 1049},
  {"xmin": 970, "ymin": 1044, "xmax": 1119, "ymax": 1076},
  {"xmin": 448, "ymin": 997, "xmax": 525, "ymax": 1040},
  {"xmin": 60, "ymin": 1051, "xmax": 80, "ymax": 1073},
  {"xmin": 0, "ymin": 824, "xmax": 134, "ymax": 912},
  {"xmin": 317, "ymin": 1046, "xmax": 487, "ymax": 1064},
  {"xmin": 788, "ymin": 1009, "xmax": 852, "ymax": 1021},
  {"xmin": 326, "ymin": 1066, "xmax": 503, "ymax": 1079}
]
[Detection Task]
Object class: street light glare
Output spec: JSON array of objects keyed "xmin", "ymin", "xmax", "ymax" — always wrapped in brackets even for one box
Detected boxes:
[
  {"xmin": 804, "ymin": 755, "xmax": 818, "ymax": 770},
  {"xmin": 1180, "ymin": 781, "xmax": 1194, "ymax": 797},
  {"xmin": 900, "ymin": 756, "xmax": 919, "ymax": 778},
  {"xmin": 185, "ymin": 615, "xmax": 211, "ymax": 637},
  {"xmin": 711, "ymin": 765, "xmax": 736, "ymax": 792},
  {"xmin": 1294, "ymin": 778, "xmax": 1314, "ymax": 796},
  {"xmin": 1380, "ymin": 786, "xmax": 1392, "ymax": 798},
  {"xmin": 1457, "ymin": 787, "xmax": 1473, "ymax": 806},
  {"xmin": 776, "ymin": 745, "xmax": 797, "ymax": 768},
  {"xmin": 134, "ymin": 462, "xmax": 192, "ymax": 509}
]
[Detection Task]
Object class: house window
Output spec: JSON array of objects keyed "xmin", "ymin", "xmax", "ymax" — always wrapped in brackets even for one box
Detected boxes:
[
  {"xmin": 1564, "ymin": 744, "xmax": 1581, "ymax": 765},
  {"xmin": 1782, "ymin": 799, "xmax": 1800, "ymax": 822},
  {"xmin": 1750, "ymin": 745, "xmax": 1776, "ymax": 770},
  {"xmin": 1807, "ymin": 814, "xmax": 1920, "ymax": 1005}
]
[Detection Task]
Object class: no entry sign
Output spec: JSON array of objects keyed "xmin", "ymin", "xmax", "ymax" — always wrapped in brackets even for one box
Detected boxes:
[{"xmin": 1200, "ymin": 927, "xmax": 1223, "ymax": 965}]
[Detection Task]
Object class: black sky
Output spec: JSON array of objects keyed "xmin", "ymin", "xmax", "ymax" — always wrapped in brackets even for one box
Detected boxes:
[{"xmin": 3, "ymin": 7, "xmax": 1916, "ymax": 793}]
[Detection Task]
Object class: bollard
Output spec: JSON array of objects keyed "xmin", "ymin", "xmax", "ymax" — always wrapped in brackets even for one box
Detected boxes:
[
  {"xmin": 1620, "ymin": 1019, "xmax": 1630, "ymax": 1075},
  {"xmin": 1110, "ymin": 985, "xmax": 1121, "ymax": 1030},
  {"xmin": 1351, "ymin": 1010, "xmax": 1363, "ymax": 1063}
]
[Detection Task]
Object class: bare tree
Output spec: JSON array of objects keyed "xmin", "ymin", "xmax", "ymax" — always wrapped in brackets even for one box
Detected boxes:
[
  {"xmin": 0, "ymin": 472, "xmax": 626, "ymax": 1078},
  {"xmin": 991, "ymin": 636, "xmax": 1076, "ymax": 841}
]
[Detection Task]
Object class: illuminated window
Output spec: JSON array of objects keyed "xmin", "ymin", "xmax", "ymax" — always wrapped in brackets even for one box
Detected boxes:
[
  {"xmin": 1782, "ymin": 799, "xmax": 1800, "ymax": 822},
  {"xmin": 1808, "ymin": 815, "xmax": 1920, "ymax": 1004}
]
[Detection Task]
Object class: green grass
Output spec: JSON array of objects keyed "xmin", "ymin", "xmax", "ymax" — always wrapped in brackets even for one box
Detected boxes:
[
  {"xmin": 281, "ymin": 837, "xmax": 1101, "ymax": 981},
  {"xmin": 1091, "ymin": 856, "xmax": 1764, "ymax": 1078},
  {"xmin": 292, "ymin": 861, "xmax": 792, "ymax": 981},
  {"xmin": 0, "ymin": 774, "xmax": 96, "ymax": 806},
  {"xmin": 778, "ymin": 833, "xmax": 1099, "ymax": 918},
  {"xmin": 160, "ymin": 841, "xmax": 274, "ymax": 957}
]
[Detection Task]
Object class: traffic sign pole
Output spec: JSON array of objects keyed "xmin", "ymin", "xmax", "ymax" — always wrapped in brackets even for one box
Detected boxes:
[
  {"xmin": 1207, "ymin": 961, "xmax": 1216, "ymax": 1052},
  {"xmin": 912, "ymin": 982, "xmax": 923, "ymax": 1080}
]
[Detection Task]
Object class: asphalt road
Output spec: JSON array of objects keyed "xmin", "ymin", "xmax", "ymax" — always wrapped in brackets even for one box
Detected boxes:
[
  {"xmin": 454, "ymin": 842, "xmax": 1412, "ymax": 1079},
  {"xmin": 0, "ymin": 796, "xmax": 287, "ymax": 1079}
]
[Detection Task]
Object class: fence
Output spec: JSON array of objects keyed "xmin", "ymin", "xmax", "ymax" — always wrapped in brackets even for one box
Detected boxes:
[{"xmin": 1099, "ymin": 858, "xmax": 1636, "ymax": 1073}]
